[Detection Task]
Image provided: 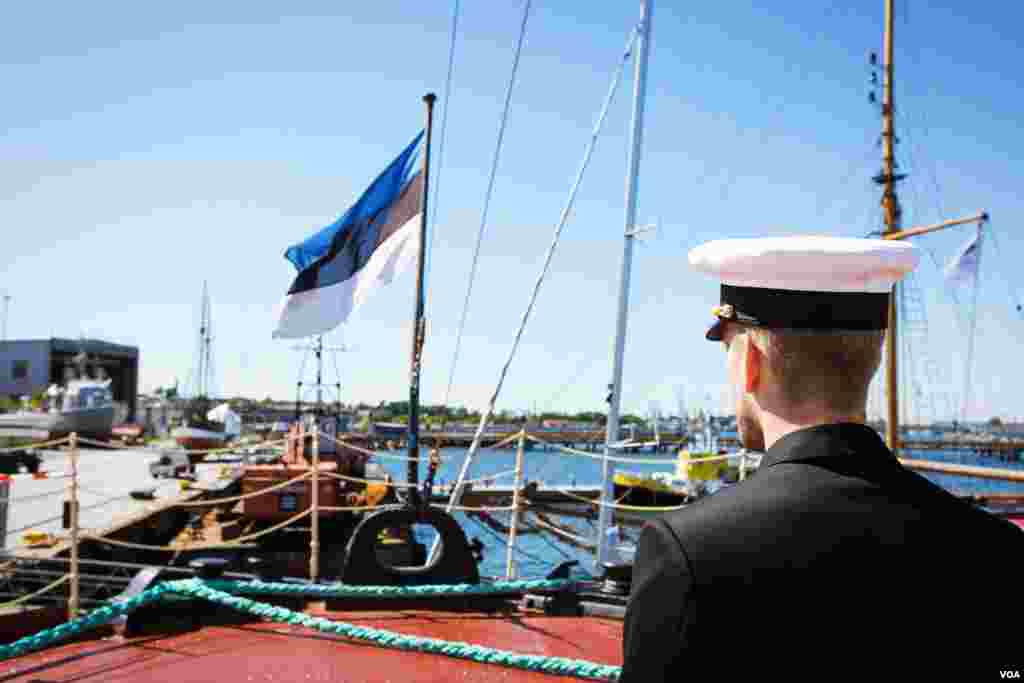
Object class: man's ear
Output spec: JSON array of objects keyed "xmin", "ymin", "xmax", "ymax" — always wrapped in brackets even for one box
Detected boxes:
[{"xmin": 743, "ymin": 334, "xmax": 762, "ymax": 394}]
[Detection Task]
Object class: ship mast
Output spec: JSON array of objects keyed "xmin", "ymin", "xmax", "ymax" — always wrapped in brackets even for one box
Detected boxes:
[
  {"xmin": 879, "ymin": 0, "xmax": 902, "ymax": 451},
  {"xmin": 195, "ymin": 280, "xmax": 213, "ymax": 399},
  {"xmin": 874, "ymin": 0, "xmax": 987, "ymax": 445}
]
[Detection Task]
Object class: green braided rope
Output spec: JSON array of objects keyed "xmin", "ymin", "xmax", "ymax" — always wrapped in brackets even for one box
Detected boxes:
[
  {"xmin": 201, "ymin": 577, "xmax": 576, "ymax": 598},
  {"xmin": 0, "ymin": 578, "xmax": 621, "ymax": 681},
  {"xmin": 170, "ymin": 579, "xmax": 620, "ymax": 681},
  {"xmin": 0, "ymin": 583, "xmax": 172, "ymax": 661}
]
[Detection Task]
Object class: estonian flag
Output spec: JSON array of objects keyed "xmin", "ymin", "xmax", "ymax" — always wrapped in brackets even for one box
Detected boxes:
[{"xmin": 273, "ymin": 132, "xmax": 425, "ymax": 339}]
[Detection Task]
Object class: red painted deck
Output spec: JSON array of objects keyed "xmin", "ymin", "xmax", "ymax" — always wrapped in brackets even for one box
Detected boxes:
[{"xmin": 0, "ymin": 608, "xmax": 622, "ymax": 682}]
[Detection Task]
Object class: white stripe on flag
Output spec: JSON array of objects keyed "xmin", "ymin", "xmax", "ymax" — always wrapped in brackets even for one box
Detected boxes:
[{"xmin": 272, "ymin": 213, "xmax": 421, "ymax": 339}]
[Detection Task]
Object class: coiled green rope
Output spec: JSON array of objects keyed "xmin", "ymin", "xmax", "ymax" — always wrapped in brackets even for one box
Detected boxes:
[{"xmin": 0, "ymin": 578, "xmax": 621, "ymax": 681}]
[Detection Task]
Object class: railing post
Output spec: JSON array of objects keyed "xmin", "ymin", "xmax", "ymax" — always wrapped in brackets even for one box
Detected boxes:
[
  {"xmin": 505, "ymin": 429, "xmax": 527, "ymax": 580},
  {"xmin": 0, "ymin": 473, "xmax": 9, "ymax": 553},
  {"xmin": 309, "ymin": 426, "xmax": 320, "ymax": 583},
  {"xmin": 69, "ymin": 432, "xmax": 80, "ymax": 620}
]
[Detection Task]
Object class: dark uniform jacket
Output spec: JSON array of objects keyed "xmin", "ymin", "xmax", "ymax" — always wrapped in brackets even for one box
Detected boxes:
[{"xmin": 621, "ymin": 423, "xmax": 1024, "ymax": 680}]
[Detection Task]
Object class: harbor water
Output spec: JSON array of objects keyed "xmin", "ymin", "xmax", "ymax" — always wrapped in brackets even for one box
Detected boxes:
[{"xmin": 2, "ymin": 442, "xmax": 1022, "ymax": 580}]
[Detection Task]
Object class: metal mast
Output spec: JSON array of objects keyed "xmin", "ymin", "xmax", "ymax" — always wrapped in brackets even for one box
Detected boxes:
[{"xmin": 596, "ymin": 0, "xmax": 652, "ymax": 569}]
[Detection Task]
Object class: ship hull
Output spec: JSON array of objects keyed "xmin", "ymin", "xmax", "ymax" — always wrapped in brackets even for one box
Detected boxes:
[
  {"xmin": 172, "ymin": 426, "xmax": 228, "ymax": 451},
  {"xmin": 612, "ymin": 481, "xmax": 689, "ymax": 507},
  {"xmin": 0, "ymin": 405, "xmax": 115, "ymax": 438}
]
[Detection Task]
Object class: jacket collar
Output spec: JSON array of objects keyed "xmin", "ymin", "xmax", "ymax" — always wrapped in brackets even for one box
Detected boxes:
[{"xmin": 761, "ymin": 422, "xmax": 895, "ymax": 470}]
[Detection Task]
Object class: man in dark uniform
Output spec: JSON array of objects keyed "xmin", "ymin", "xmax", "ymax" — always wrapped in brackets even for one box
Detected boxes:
[{"xmin": 621, "ymin": 236, "xmax": 1023, "ymax": 680}]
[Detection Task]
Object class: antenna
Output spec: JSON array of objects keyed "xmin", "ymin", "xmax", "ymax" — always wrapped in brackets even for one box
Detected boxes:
[{"xmin": 290, "ymin": 334, "xmax": 354, "ymax": 416}]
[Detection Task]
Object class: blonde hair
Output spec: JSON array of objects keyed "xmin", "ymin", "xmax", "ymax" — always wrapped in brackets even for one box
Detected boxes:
[{"xmin": 745, "ymin": 328, "xmax": 885, "ymax": 414}]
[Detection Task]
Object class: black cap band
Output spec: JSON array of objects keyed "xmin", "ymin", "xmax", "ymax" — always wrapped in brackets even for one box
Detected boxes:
[{"xmin": 706, "ymin": 285, "xmax": 889, "ymax": 341}]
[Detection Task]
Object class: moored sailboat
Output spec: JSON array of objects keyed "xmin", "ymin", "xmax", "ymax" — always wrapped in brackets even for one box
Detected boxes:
[{"xmin": 171, "ymin": 283, "xmax": 236, "ymax": 451}]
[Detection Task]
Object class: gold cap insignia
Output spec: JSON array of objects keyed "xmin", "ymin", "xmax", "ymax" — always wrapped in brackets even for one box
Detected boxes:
[{"xmin": 712, "ymin": 304, "xmax": 735, "ymax": 320}]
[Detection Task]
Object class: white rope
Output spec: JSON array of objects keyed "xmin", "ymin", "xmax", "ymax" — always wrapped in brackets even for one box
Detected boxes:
[
  {"xmin": 317, "ymin": 430, "xmax": 454, "ymax": 461},
  {"xmin": 453, "ymin": 468, "xmax": 518, "ymax": 486},
  {"xmin": 173, "ymin": 471, "xmax": 313, "ymax": 507},
  {"xmin": 0, "ymin": 436, "xmax": 70, "ymax": 454},
  {"xmin": 81, "ymin": 508, "xmax": 312, "ymax": 550},
  {"xmin": 0, "ymin": 574, "xmax": 70, "ymax": 609},
  {"xmin": 525, "ymin": 433, "xmax": 735, "ymax": 465},
  {"xmin": 440, "ymin": 25, "xmax": 642, "ymax": 532},
  {"xmin": 319, "ymin": 471, "xmax": 415, "ymax": 485},
  {"xmin": 442, "ymin": 0, "xmax": 533, "ymax": 408},
  {"xmin": 554, "ymin": 487, "xmax": 686, "ymax": 513},
  {"xmin": 77, "ymin": 435, "xmax": 291, "ymax": 456}
]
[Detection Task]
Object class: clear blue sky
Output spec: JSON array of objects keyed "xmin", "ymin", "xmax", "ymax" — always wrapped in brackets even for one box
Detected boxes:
[{"xmin": 2, "ymin": 0, "xmax": 1022, "ymax": 422}]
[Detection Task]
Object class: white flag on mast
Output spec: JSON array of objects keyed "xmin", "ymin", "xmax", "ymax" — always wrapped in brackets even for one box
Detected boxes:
[{"xmin": 943, "ymin": 231, "xmax": 982, "ymax": 287}]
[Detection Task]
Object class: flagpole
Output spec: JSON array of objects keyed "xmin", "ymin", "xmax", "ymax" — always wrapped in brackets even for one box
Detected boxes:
[{"xmin": 407, "ymin": 93, "xmax": 437, "ymax": 506}]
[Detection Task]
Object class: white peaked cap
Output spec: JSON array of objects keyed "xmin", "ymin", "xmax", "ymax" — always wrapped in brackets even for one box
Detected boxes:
[
  {"xmin": 688, "ymin": 236, "xmax": 919, "ymax": 294},
  {"xmin": 687, "ymin": 235, "xmax": 920, "ymax": 341}
]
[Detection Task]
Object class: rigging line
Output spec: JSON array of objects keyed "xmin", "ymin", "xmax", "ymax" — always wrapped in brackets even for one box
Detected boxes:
[
  {"xmin": 441, "ymin": 0, "xmax": 533, "ymax": 409},
  {"xmin": 961, "ymin": 226, "xmax": 984, "ymax": 425},
  {"xmin": 441, "ymin": 22, "xmax": 641, "ymax": 519},
  {"xmin": 329, "ymin": 335, "xmax": 343, "ymax": 401},
  {"xmin": 897, "ymin": 116, "xmax": 974, "ymax": 334},
  {"xmin": 531, "ymin": 515, "xmax": 578, "ymax": 561},
  {"xmin": 985, "ymin": 223, "xmax": 1024, "ymax": 317},
  {"xmin": 463, "ymin": 510, "xmax": 549, "ymax": 566},
  {"xmin": 425, "ymin": 0, "xmax": 462, "ymax": 303}
]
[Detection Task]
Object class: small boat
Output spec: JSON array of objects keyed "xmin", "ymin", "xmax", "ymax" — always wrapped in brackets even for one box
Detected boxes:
[
  {"xmin": 612, "ymin": 449, "xmax": 762, "ymax": 508},
  {"xmin": 129, "ymin": 487, "xmax": 156, "ymax": 501},
  {"xmin": 112, "ymin": 423, "xmax": 145, "ymax": 444},
  {"xmin": 21, "ymin": 530, "xmax": 58, "ymax": 547},
  {"xmin": 0, "ymin": 377, "xmax": 115, "ymax": 438}
]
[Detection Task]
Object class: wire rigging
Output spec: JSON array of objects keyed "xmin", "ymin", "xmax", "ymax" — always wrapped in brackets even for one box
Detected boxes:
[
  {"xmin": 425, "ymin": 0, "xmax": 462, "ymax": 303},
  {"xmin": 441, "ymin": 22, "xmax": 641, "ymax": 516},
  {"xmin": 985, "ymin": 224, "xmax": 1024, "ymax": 318},
  {"xmin": 442, "ymin": 0, "xmax": 533, "ymax": 409}
]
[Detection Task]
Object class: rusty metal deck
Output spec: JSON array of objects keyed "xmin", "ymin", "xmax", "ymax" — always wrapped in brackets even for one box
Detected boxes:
[{"xmin": 0, "ymin": 607, "xmax": 622, "ymax": 682}]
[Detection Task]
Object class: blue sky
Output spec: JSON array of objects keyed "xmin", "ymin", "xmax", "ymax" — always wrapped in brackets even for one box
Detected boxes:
[{"xmin": 2, "ymin": 0, "xmax": 1022, "ymax": 422}]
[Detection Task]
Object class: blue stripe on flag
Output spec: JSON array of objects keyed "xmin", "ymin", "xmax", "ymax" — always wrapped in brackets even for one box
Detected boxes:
[{"xmin": 283, "ymin": 130, "xmax": 424, "ymax": 276}]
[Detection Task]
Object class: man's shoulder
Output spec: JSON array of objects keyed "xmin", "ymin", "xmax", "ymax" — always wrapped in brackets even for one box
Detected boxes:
[
  {"xmin": 656, "ymin": 455, "xmax": 1024, "ymax": 552},
  {"xmin": 658, "ymin": 464, "xmax": 807, "ymax": 535}
]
